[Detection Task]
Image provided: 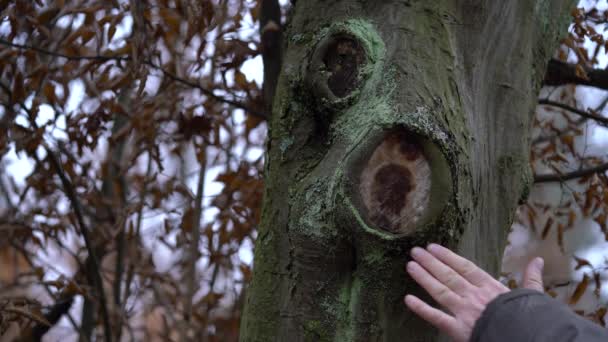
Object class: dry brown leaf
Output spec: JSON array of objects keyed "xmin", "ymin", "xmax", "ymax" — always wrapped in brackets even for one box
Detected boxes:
[{"xmin": 569, "ymin": 274, "xmax": 590, "ymax": 305}]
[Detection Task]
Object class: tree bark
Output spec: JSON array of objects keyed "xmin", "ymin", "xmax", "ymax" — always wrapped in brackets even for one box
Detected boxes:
[{"xmin": 241, "ymin": 1, "xmax": 576, "ymax": 341}]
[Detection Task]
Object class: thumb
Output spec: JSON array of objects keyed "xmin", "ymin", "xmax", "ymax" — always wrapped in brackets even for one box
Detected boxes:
[{"xmin": 522, "ymin": 257, "xmax": 544, "ymax": 291}]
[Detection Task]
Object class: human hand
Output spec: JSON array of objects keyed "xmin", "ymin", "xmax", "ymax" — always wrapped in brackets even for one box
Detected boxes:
[{"xmin": 404, "ymin": 244, "xmax": 544, "ymax": 342}]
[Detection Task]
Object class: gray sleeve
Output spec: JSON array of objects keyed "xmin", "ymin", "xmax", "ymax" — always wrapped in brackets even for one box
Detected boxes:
[{"xmin": 470, "ymin": 288, "xmax": 608, "ymax": 342}]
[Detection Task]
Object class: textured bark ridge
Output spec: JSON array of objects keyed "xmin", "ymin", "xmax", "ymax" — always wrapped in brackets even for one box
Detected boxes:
[{"xmin": 241, "ymin": 1, "xmax": 575, "ymax": 341}]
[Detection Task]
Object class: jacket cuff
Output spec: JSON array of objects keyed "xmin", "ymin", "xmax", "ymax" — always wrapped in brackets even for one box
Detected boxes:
[{"xmin": 470, "ymin": 288, "xmax": 546, "ymax": 342}]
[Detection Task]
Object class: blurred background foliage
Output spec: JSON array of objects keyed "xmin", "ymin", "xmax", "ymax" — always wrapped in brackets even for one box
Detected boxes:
[{"xmin": 0, "ymin": 0, "xmax": 278, "ymax": 340}]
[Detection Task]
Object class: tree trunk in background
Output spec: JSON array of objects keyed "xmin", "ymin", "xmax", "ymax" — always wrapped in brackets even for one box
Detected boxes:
[{"xmin": 241, "ymin": 1, "xmax": 575, "ymax": 341}]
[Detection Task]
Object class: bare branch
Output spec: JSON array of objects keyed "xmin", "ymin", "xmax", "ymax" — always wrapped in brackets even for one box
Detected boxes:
[
  {"xmin": 2, "ymin": 306, "xmax": 51, "ymax": 327},
  {"xmin": 106, "ymin": 87, "xmax": 130, "ymax": 342},
  {"xmin": 538, "ymin": 99, "xmax": 608, "ymax": 127},
  {"xmin": 0, "ymin": 38, "xmax": 129, "ymax": 62},
  {"xmin": 183, "ymin": 146, "xmax": 206, "ymax": 332},
  {"xmin": 43, "ymin": 146, "xmax": 113, "ymax": 342},
  {"xmin": 28, "ymin": 297, "xmax": 74, "ymax": 340},
  {"xmin": 544, "ymin": 59, "xmax": 608, "ymax": 90},
  {"xmin": 8, "ymin": 241, "xmax": 85, "ymax": 339},
  {"xmin": 534, "ymin": 162, "xmax": 608, "ymax": 183},
  {"xmin": 532, "ymin": 94, "xmax": 608, "ymax": 144},
  {"xmin": 260, "ymin": 0, "xmax": 283, "ymax": 111},
  {"xmin": 0, "ymin": 173, "xmax": 16, "ymax": 213}
]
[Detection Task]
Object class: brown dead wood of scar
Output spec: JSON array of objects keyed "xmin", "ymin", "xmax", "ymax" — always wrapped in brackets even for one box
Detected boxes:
[{"xmin": 359, "ymin": 130, "xmax": 431, "ymax": 234}]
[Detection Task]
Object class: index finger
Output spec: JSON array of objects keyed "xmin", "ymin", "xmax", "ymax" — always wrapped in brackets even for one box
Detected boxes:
[{"xmin": 426, "ymin": 244, "xmax": 495, "ymax": 287}]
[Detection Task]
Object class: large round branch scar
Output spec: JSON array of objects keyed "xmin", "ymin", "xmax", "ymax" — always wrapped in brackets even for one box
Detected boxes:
[{"xmin": 359, "ymin": 130, "xmax": 432, "ymax": 234}]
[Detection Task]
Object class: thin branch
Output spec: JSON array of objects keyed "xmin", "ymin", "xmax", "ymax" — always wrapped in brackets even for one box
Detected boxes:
[
  {"xmin": 532, "ymin": 117, "xmax": 586, "ymax": 144},
  {"xmin": 534, "ymin": 162, "xmax": 608, "ymax": 183},
  {"xmin": 43, "ymin": 145, "xmax": 113, "ymax": 342},
  {"xmin": 544, "ymin": 59, "xmax": 608, "ymax": 91},
  {"xmin": 183, "ymin": 146, "xmax": 206, "ymax": 332},
  {"xmin": 532, "ymin": 94, "xmax": 608, "ymax": 144},
  {"xmin": 150, "ymin": 64, "xmax": 267, "ymax": 119},
  {"xmin": 28, "ymin": 297, "xmax": 75, "ymax": 340},
  {"xmin": 106, "ymin": 87, "xmax": 131, "ymax": 342},
  {"xmin": 2, "ymin": 306, "xmax": 51, "ymax": 327},
  {"xmin": 0, "ymin": 38, "xmax": 268, "ymax": 119},
  {"xmin": 0, "ymin": 38, "xmax": 129, "ymax": 62},
  {"xmin": 260, "ymin": 0, "xmax": 283, "ymax": 111},
  {"xmin": 123, "ymin": 150, "xmax": 153, "ymax": 305},
  {"xmin": 0, "ymin": 173, "xmax": 15, "ymax": 213},
  {"xmin": 8, "ymin": 241, "xmax": 87, "ymax": 340},
  {"xmin": 538, "ymin": 99, "xmax": 608, "ymax": 127},
  {"xmin": 0, "ymin": 84, "xmax": 112, "ymax": 340}
]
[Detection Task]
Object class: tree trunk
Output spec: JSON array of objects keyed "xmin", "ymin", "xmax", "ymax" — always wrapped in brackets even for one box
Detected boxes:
[{"xmin": 241, "ymin": 1, "xmax": 575, "ymax": 341}]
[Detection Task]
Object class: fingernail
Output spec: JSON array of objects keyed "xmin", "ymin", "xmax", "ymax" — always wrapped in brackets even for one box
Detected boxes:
[
  {"xmin": 427, "ymin": 243, "xmax": 440, "ymax": 253},
  {"xmin": 533, "ymin": 257, "xmax": 544, "ymax": 269},
  {"xmin": 410, "ymin": 247, "xmax": 423, "ymax": 257},
  {"xmin": 406, "ymin": 261, "xmax": 416, "ymax": 272}
]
